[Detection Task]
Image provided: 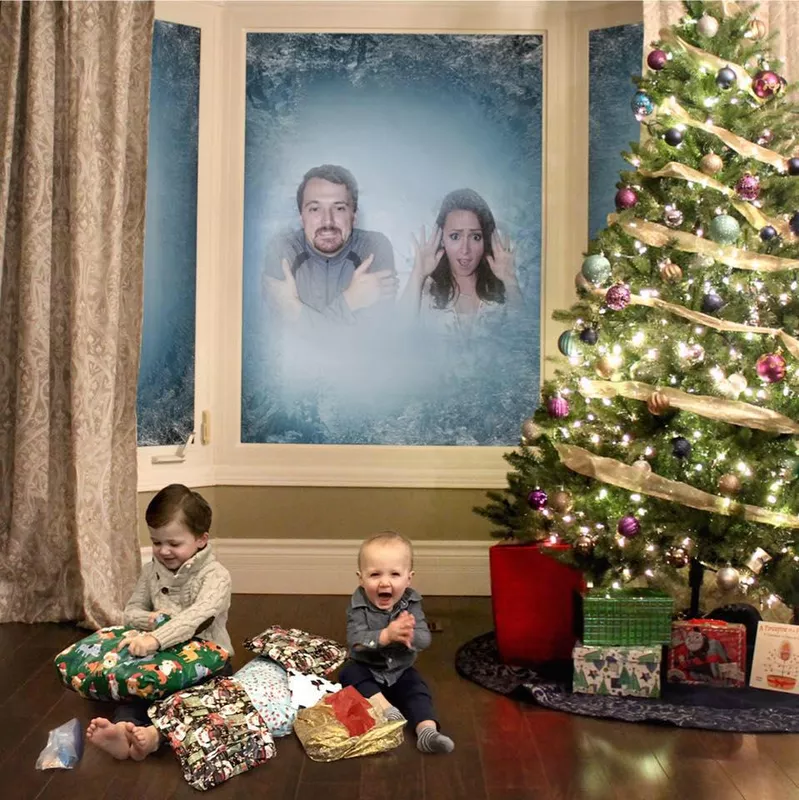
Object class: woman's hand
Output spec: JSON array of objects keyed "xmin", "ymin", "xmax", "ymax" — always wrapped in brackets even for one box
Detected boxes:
[
  {"xmin": 486, "ymin": 231, "xmax": 517, "ymax": 284},
  {"xmin": 411, "ymin": 226, "xmax": 444, "ymax": 278}
]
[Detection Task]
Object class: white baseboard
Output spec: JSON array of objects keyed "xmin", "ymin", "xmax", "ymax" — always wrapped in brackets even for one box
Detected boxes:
[{"xmin": 141, "ymin": 538, "xmax": 492, "ymax": 596}]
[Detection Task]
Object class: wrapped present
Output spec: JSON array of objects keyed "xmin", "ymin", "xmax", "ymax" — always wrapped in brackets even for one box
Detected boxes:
[
  {"xmin": 583, "ymin": 588, "xmax": 674, "ymax": 646},
  {"xmin": 54, "ymin": 625, "xmax": 229, "ymax": 701},
  {"xmin": 293, "ymin": 686, "xmax": 405, "ymax": 762},
  {"xmin": 233, "ymin": 657, "xmax": 297, "ymax": 737},
  {"xmin": 749, "ymin": 620, "xmax": 799, "ymax": 694},
  {"xmin": 668, "ymin": 619, "xmax": 746, "ymax": 688},
  {"xmin": 244, "ymin": 626, "xmax": 346, "ymax": 676},
  {"xmin": 572, "ymin": 644, "xmax": 662, "ymax": 698},
  {"xmin": 149, "ymin": 676, "xmax": 276, "ymax": 791}
]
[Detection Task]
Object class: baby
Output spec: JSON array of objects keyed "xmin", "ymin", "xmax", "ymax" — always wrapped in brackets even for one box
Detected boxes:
[{"xmin": 340, "ymin": 531, "xmax": 454, "ymax": 754}]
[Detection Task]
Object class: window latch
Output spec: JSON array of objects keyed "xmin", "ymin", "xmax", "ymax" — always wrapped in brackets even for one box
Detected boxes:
[{"xmin": 151, "ymin": 431, "xmax": 195, "ymax": 464}]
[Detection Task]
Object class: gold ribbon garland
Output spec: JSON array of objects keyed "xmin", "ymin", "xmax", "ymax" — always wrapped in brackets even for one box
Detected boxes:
[
  {"xmin": 580, "ymin": 379, "xmax": 799, "ymax": 434},
  {"xmin": 555, "ymin": 443, "xmax": 799, "ymax": 529},
  {"xmin": 608, "ymin": 214, "xmax": 799, "ymax": 271},
  {"xmin": 659, "ymin": 28, "xmax": 755, "ymax": 98},
  {"xmin": 660, "ymin": 97, "xmax": 787, "ymax": 172},
  {"xmin": 589, "ymin": 281, "xmax": 799, "ymax": 359},
  {"xmin": 638, "ymin": 163, "xmax": 792, "ymax": 237}
]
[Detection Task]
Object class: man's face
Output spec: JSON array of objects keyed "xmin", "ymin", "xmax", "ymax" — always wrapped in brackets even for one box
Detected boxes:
[{"xmin": 300, "ymin": 178, "xmax": 356, "ymax": 256}]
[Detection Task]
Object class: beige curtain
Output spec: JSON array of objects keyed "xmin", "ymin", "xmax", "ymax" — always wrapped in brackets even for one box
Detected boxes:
[
  {"xmin": 0, "ymin": 1, "xmax": 153, "ymax": 627},
  {"xmin": 644, "ymin": 0, "xmax": 799, "ymax": 81}
]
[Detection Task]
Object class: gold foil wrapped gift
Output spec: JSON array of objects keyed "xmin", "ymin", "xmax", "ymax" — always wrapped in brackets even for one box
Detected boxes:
[{"xmin": 294, "ymin": 687, "xmax": 405, "ymax": 762}]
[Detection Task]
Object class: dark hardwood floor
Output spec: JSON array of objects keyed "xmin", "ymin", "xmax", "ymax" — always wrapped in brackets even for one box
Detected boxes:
[{"xmin": 3, "ymin": 595, "xmax": 799, "ymax": 800}]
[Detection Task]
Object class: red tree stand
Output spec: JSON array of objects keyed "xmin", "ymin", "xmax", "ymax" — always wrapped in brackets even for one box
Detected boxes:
[{"xmin": 490, "ymin": 542, "xmax": 584, "ymax": 665}]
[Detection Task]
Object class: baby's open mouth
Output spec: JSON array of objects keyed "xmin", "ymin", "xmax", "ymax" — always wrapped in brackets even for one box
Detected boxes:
[{"xmin": 378, "ymin": 590, "xmax": 392, "ymax": 600}]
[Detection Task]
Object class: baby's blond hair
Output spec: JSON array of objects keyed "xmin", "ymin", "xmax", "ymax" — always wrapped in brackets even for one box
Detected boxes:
[{"xmin": 358, "ymin": 531, "xmax": 414, "ymax": 571}]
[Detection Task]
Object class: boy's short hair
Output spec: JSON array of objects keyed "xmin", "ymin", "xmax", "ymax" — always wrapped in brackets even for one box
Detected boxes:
[
  {"xmin": 358, "ymin": 531, "xmax": 414, "ymax": 570},
  {"xmin": 145, "ymin": 484, "xmax": 212, "ymax": 537}
]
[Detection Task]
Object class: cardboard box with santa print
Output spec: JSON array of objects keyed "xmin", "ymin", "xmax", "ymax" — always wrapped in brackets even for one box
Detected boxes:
[
  {"xmin": 749, "ymin": 620, "xmax": 799, "ymax": 694},
  {"xmin": 667, "ymin": 619, "xmax": 746, "ymax": 688}
]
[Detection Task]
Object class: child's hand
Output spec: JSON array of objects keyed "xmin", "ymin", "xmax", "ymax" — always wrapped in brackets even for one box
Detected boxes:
[
  {"xmin": 384, "ymin": 611, "xmax": 416, "ymax": 648},
  {"xmin": 127, "ymin": 633, "xmax": 160, "ymax": 657}
]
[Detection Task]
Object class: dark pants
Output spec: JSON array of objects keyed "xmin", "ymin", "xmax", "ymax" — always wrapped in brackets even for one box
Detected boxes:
[
  {"xmin": 112, "ymin": 660, "xmax": 234, "ymax": 728},
  {"xmin": 339, "ymin": 660, "xmax": 438, "ymax": 730}
]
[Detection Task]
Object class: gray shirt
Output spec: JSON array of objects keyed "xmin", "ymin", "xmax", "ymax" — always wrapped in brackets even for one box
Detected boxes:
[
  {"xmin": 265, "ymin": 228, "xmax": 395, "ymax": 327},
  {"xmin": 346, "ymin": 586, "xmax": 431, "ymax": 687}
]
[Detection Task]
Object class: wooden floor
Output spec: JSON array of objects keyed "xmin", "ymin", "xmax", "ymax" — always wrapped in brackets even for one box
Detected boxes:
[{"xmin": 3, "ymin": 595, "xmax": 799, "ymax": 800}]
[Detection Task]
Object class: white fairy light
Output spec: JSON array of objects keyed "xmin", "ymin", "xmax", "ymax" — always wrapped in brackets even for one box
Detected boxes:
[{"xmin": 631, "ymin": 493, "xmax": 641, "ymax": 501}]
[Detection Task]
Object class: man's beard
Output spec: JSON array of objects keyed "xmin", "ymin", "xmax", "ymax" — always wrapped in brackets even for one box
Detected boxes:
[{"xmin": 312, "ymin": 226, "xmax": 345, "ymax": 254}]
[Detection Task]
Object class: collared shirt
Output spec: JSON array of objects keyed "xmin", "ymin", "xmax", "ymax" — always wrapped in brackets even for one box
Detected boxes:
[{"xmin": 346, "ymin": 586, "xmax": 431, "ymax": 687}]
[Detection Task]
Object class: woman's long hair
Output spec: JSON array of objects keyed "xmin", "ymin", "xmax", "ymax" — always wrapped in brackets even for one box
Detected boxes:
[{"xmin": 429, "ymin": 189, "xmax": 505, "ymax": 310}]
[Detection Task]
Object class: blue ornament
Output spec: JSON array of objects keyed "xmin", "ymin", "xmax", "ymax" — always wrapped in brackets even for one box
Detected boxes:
[
  {"xmin": 787, "ymin": 158, "xmax": 799, "ymax": 176},
  {"xmin": 664, "ymin": 128, "xmax": 684, "ymax": 146},
  {"xmin": 558, "ymin": 331, "xmax": 577, "ymax": 357},
  {"xmin": 631, "ymin": 91, "xmax": 654, "ymax": 119},
  {"xmin": 709, "ymin": 214, "xmax": 740, "ymax": 244},
  {"xmin": 581, "ymin": 254, "xmax": 612, "ymax": 285},
  {"xmin": 702, "ymin": 293, "xmax": 725, "ymax": 314},
  {"xmin": 672, "ymin": 436, "xmax": 691, "ymax": 459},
  {"xmin": 716, "ymin": 66, "xmax": 736, "ymax": 89},
  {"xmin": 791, "ymin": 212, "xmax": 799, "ymax": 236},
  {"xmin": 580, "ymin": 327, "xmax": 599, "ymax": 345},
  {"xmin": 760, "ymin": 225, "xmax": 778, "ymax": 242}
]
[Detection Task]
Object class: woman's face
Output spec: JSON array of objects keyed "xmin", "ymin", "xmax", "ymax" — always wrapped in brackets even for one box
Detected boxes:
[{"xmin": 442, "ymin": 210, "xmax": 485, "ymax": 277}]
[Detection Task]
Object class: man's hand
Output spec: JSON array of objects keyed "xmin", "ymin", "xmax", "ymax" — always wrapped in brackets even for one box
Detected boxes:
[
  {"xmin": 263, "ymin": 260, "xmax": 303, "ymax": 320},
  {"xmin": 126, "ymin": 633, "xmax": 160, "ymax": 657},
  {"xmin": 380, "ymin": 611, "xmax": 416, "ymax": 648},
  {"xmin": 342, "ymin": 254, "xmax": 398, "ymax": 311}
]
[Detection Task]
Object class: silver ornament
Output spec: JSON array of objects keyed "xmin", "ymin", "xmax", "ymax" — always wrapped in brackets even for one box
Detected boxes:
[
  {"xmin": 663, "ymin": 206, "xmax": 684, "ymax": 228},
  {"xmin": 697, "ymin": 14, "xmax": 719, "ymax": 37},
  {"xmin": 716, "ymin": 566, "xmax": 741, "ymax": 591}
]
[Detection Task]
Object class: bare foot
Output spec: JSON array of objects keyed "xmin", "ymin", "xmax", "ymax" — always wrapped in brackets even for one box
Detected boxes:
[
  {"xmin": 130, "ymin": 725, "xmax": 160, "ymax": 761},
  {"xmin": 86, "ymin": 718, "xmax": 132, "ymax": 760}
]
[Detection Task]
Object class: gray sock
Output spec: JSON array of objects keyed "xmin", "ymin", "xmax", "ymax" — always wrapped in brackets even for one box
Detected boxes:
[
  {"xmin": 416, "ymin": 726, "xmax": 454, "ymax": 754},
  {"xmin": 384, "ymin": 706, "xmax": 405, "ymax": 722}
]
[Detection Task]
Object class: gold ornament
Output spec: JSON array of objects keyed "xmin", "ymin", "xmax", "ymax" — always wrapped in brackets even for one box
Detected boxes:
[
  {"xmin": 716, "ymin": 565, "xmax": 741, "ymax": 591},
  {"xmin": 666, "ymin": 547, "xmax": 690, "ymax": 568},
  {"xmin": 521, "ymin": 417, "xmax": 540, "ymax": 443},
  {"xmin": 647, "ymin": 391, "xmax": 670, "ymax": 415},
  {"xmin": 659, "ymin": 260, "xmax": 683, "ymax": 282},
  {"xmin": 575, "ymin": 536, "xmax": 594, "ymax": 556},
  {"xmin": 718, "ymin": 473, "xmax": 742, "ymax": 496},
  {"xmin": 749, "ymin": 18, "xmax": 766, "ymax": 40},
  {"xmin": 595, "ymin": 354, "xmax": 622, "ymax": 379},
  {"xmin": 550, "ymin": 491, "xmax": 573, "ymax": 514},
  {"xmin": 700, "ymin": 153, "xmax": 723, "ymax": 175}
]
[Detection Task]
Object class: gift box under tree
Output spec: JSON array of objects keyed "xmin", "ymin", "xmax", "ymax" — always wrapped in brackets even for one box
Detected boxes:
[
  {"xmin": 668, "ymin": 619, "xmax": 746, "ymax": 688},
  {"xmin": 582, "ymin": 588, "xmax": 674, "ymax": 646},
  {"xmin": 572, "ymin": 644, "xmax": 662, "ymax": 698}
]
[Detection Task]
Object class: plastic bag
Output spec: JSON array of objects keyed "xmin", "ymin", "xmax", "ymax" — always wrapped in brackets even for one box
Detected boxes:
[{"xmin": 35, "ymin": 718, "xmax": 83, "ymax": 770}]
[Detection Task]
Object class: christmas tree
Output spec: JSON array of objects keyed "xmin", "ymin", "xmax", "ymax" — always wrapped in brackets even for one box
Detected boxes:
[{"xmin": 476, "ymin": 1, "xmax": 799, "ymax": 612}]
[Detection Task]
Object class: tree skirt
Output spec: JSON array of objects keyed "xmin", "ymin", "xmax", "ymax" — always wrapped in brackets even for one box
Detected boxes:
[{"xmin": 455, "ymin": 632, "xmax": 799, "ymax": 733}]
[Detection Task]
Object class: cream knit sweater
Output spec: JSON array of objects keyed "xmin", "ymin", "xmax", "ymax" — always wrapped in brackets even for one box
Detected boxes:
[{"xmin": 123, "ymin": 543, "xmax": 234, "ymax": 655}]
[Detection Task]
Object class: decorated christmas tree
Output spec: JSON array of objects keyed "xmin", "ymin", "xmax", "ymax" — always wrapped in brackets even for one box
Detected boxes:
[{"xmin": 477, "ymin": 1, "xmax": 799, "ymax": 613}]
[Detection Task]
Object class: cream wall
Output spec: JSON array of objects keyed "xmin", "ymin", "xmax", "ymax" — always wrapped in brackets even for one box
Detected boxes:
[{"xmin": 138, "ymin": 1, "xmax": 643, "ymax": 548}]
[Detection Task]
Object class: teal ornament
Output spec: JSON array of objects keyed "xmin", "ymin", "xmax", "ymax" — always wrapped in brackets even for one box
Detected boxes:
[
  {"xmin": 631, "ymin": 91, "xmax": 654, "ymax": 119},
  {"xmin": 581, "ymin": 254, "xmax": 611, "ymax": 285},
  {"xmin": 709, "ymin": 214, "xmax": 740, "ymax": 244},
  {"xmin": 558, "ymin": 331, "xmax": 578, "ymax": 357}
]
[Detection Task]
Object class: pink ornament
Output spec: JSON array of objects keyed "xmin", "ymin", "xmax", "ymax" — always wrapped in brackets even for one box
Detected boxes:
[
  {"xmin": 647, "ymin": 49, "xmax": 668, "ymax": 71},
  {"xmin": 752, "ymin": 70, "xmax": 786, "ymax": 99},
  {"xmin": 617, "ymin": 515, "xmax": 641, "ymax": 538},
  {"xmin": 605, "ymin": 283, "xmax": 631, "ymax": 311},
  {"xmin": 735, "ymin": 173, "xmax": 760, "ymax": 201},
  {"xmin": 547, "ymin": 396, "xmax": 570, "ymax": 419},
  {"xmin": 756, "ymin": 353, "xmax": 786, "ymax": 383},
  {"xmin": 615, "ymin": 187, "xmax": 638, "ymax": 210},
  {"xmin": 527, "ymin": 489, "xmax": 548, "ymax": 510}
]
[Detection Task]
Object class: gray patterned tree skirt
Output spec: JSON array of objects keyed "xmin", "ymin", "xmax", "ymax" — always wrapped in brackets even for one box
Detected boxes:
[{"xmin": 455, "ymin": 632, "xmax": 799, "ymax": 733}]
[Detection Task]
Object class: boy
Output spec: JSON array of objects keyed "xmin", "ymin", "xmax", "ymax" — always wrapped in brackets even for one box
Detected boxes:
[{"xmin": 340, "ymin": 531, "xmax": 454, "ymax": 754}]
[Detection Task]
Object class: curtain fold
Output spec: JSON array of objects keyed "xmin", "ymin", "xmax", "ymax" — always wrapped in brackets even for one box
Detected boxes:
[
  {"xmin": 0, "ymin": 0, "xmax": 154, "ymax": 626},
  {"xmin": 644, "ymin": 0, "xmax": 799, "ymax": 82}
]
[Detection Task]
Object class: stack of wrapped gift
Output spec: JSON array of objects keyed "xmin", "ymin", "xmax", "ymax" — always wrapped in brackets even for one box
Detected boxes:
[
  {"xmin": 572, "ymin": 588, "xmax": 674, "ymax": 698},
  {"xmin": 667, "ymin": 618, "xmax": 746, "ymax": 687}
]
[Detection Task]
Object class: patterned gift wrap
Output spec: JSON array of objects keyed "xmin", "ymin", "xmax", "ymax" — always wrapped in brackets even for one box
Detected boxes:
[
  {"xmin": 668, "ymin": 619, "xmax": 746, "ymax": 688},
  {"xmin": 572, "ymin": 644, "xmax": 662, "ymax": 698},
  {"xmin": 583, "ymin": 588, "xmax": 674, "ymax": 646},
  {"xmin": 233, "ymin": 656, "xmax": 297, "ymax": 737},
  {"xmin": 244, "ymin": 625, "xmax": 346, "ymax": 675},
  {"xmin": 149, "ymin": 676, "xmax": 276, "ymax": 791},
  {"xmin": 54, "ymin": 625, "xmax": 229, "ymax": 701}
]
